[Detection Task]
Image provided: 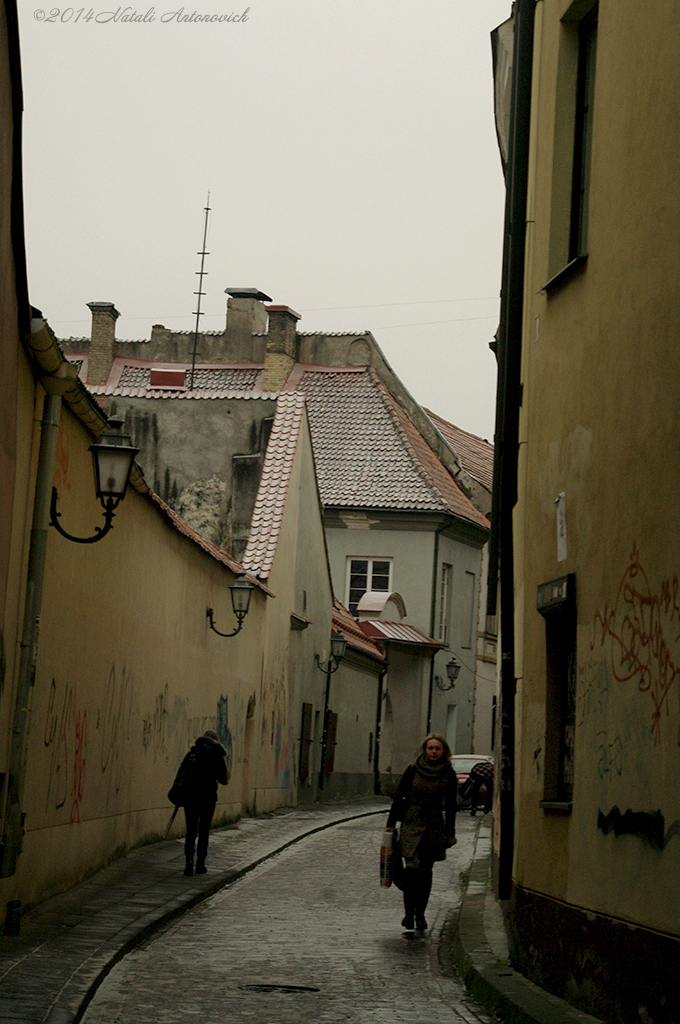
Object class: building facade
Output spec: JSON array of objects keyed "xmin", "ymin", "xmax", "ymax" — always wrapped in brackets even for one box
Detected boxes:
[{"xmin": 492, "ymin": 3, "xmax": 680, "ymax": 1021}]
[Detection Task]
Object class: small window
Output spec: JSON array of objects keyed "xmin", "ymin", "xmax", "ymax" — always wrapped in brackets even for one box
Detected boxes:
[{"xmin": 346, "ymin": 557, "xmax": 392, "ymax": 615}]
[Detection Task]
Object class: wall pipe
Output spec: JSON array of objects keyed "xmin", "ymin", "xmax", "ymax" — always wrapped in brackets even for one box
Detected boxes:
[
  {"xmin": 0, "ymin": 392, "xmax": 62, "ymax": 879},
  {"xmin": 487, "ymin": 0, "xmax": 537, "ymax": 901},
  {"xmin": 426, "ymin": 520, "xmax": 449, "ymax": 733}
]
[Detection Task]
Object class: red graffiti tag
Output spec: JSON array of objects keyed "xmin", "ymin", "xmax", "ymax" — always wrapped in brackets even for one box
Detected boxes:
[{"xmin": 591, "ymin": 543, "xmax": 680, "ymax": 746}]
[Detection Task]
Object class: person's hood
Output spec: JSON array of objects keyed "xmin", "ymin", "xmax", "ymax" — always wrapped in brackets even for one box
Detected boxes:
[{"xmin": 194, "ymin": 735, "xmax": 226, "ymax": 756}]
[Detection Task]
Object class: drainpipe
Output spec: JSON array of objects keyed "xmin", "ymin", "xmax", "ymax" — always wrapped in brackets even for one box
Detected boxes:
[
  {"xmin": 0, "ymin": 391, "xmax": 62, "ymax": 880},
  {"xmin": 373, "ymin": 659, "xmax": 388, "ymax": 795},
  {"xmin": 426, "ymin": 521, "xmax": 449, "ymax": 732},
  {"xmin": 487, "ymin": 0, "xmax": 537, "ymax": 901}
]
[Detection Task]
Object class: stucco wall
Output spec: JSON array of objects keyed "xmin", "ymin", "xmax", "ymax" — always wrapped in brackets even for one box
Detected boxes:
[
  {"xmin": 0, "ymin": 400, "xmax": 279, "ymax": 910},
  {"xmin": 514, "ymin": 0, "xmax": 680, "ymax": 952}
]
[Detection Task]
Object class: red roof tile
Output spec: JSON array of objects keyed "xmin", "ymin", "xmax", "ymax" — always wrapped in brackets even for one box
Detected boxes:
[
  {"xmin": 424, "ymin": 408, "xmax": 494, "ymax": 493},
  {"xmin": 332, "ymin": 597, "xmax": 385, "ymax": 662},
  {"xmin": 242, "ymin": 392, "xmax": 308, "ymax": 578}
]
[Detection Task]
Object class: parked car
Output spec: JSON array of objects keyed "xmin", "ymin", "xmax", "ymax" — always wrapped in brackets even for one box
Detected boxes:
[{"xmin": 450, "ymin": 755, "xmax": 494, "ymax": 809}]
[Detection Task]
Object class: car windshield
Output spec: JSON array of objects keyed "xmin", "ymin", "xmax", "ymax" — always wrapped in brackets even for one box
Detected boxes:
[{"xmin": 450, "ymin": 757, "xmax": 483, "ymax": 773}]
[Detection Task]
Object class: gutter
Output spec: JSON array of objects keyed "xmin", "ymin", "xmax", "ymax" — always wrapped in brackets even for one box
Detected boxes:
[{"xmin": 487, "ymin": 0, "xmax": 537, "ymax": 901}]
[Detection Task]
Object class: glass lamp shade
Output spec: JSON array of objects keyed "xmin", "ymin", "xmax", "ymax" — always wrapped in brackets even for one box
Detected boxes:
[
  {"xmin": 330, "ymin": 631, "xmax": 347, "ymax": 662},
  {"xmin": 89, "ymin": 420, "xmax": 139, "ymax": 501},
  {"xmin": 446, "ymin": 656, "xmax": 461, "ymax": 682},
  {"xmin": 230, "ymin": 573, "xmax": 254, "ymax": 617}
]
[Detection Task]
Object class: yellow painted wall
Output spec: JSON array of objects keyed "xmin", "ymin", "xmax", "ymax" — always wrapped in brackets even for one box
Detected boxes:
[
  {"xmin": 249, "ymin": 412, "xmax": 333, "ymax": 808},
  {"xmin": 0, "ymin": 400, "xmax": 273, "ymax": 909},
  {"xmin": 514, "ymin": 0, "xmax": 680, "ymax": 935}
]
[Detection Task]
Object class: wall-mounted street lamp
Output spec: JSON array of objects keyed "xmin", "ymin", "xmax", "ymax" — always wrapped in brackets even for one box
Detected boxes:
[
  {"xmin": 316, "ymin": 631, "xmax": 348, "ymax": 790},
  {"xmin": 206, "ymin": 573, "xmax": 254, "ymax": 638},
  {"xmin": 50, "ymin": 419, "xmax": 139, "ymax": 544},
  {"xmin": 435, "ymin": 655, "xmax": 462, "ymax": 692}
]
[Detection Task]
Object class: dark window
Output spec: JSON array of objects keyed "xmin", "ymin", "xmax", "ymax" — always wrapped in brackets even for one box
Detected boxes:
[
  {"xmin": 538, "ymin": 574, "xmax": 577, "ymax": 807},
  {"xmin": 299, "ymin": 703, "xmax": 313, "ymax": 781},
  {"xmin": 322, "ymin": 711, "xmax": 338, "ymax": 774},
  {"xmin": 569, "ymin": 5, "xmax": 598, "ymax": 261}
]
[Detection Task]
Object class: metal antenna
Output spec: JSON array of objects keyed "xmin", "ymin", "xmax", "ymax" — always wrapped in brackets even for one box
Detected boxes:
[{"xmin": 189, "ymin": 192, "xmax": 211, "ymax": 390}]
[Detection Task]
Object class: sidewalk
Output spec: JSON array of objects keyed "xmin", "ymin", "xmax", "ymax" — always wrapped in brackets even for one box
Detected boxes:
[
  {"xmin": 443, "ymin": 815, "xmax": 603, "ymax": 1024},
  {"xmin": 0, "ymin": 799, "xmax": 601, "ymax": 1024}
]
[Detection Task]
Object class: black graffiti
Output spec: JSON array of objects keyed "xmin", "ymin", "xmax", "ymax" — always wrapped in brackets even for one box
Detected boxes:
[{"xmin": 597, "ymin": 806, "xmax": 680, "ymax": 850}]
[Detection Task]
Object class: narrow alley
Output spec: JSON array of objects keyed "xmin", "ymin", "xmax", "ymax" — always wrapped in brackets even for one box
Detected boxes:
[{"xmin": 80, "ymin": 814, "xmax": 498, "ymax": 1024}]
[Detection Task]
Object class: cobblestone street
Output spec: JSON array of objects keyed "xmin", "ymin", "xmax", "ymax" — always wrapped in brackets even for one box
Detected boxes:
[{"xmin": 81, "ymin": 814, "xmax": 498, "ymax": 1024}]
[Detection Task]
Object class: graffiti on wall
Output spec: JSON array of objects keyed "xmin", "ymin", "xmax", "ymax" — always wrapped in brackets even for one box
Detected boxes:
[
  {"xmin": 43, "ymin": 678, "xmax": 87, "ymax": 823},
  {"xmin": 598, "ymin": 806, "xmax": 679, "ymax": 850},
  {"xmin": 99, "ymin": 664, "xmax": 133, "ymax": 796},
  {"xmin": 142, "ymin": 684, "xmax": 169, "ymax": 763},
  {"xmin": 590, "ymin": 543, "xmax": 680, "ymax": 746}
]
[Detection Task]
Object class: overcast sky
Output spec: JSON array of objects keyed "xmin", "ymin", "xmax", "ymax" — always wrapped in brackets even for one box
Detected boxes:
[{"xmin": 17, "ymin": 0, "xmax": 510, "ymax": 441}]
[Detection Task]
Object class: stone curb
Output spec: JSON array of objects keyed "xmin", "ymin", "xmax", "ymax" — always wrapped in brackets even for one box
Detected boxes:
[{"xmin": 445, "ymin": 818, "xmax": 603, "ymax": 1024}]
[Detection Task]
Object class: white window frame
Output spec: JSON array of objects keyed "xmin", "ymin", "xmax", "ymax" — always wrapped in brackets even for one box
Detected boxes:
[{"xmin": 345, "ymin": 557, "xmax": 393, "ymax": 615}]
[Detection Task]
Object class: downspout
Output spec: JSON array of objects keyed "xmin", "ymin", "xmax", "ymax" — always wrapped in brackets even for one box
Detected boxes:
[
  {"xmin": 0, "ymin": 390, "xmax": 61, "ymax": 878},
  {"xmin": 373, "ymin": 658, "xmax": 388, "ymax": 795},
  {"xmin": 487, "ymin": 0, "xmax": 537, "ymax": 902},
  {"xmin": 426, "ymin": 520, "xmax": 449, "ymax": 732}
]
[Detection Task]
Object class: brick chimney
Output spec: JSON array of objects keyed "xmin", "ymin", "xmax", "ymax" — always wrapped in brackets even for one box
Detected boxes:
[
  {"xmin": 86, "ymin": 301, "xmax": 119, "ymax": 385},
  {"xmin": 262, "ymin": 305, "xmax": 301, "ymax": 391},
  {"xmin": 225, "ymin": 287, "xmax": 271, "ymax": 358}
]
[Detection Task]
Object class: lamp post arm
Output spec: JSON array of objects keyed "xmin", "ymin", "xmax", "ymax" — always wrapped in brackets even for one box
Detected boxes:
[
  {"xmin": 206, "ymin": 607, "xmax": 244, "ymax": 638},
  {"xmin": 49, "ymin": 488, "xmax": 118, "ymax": 544}
]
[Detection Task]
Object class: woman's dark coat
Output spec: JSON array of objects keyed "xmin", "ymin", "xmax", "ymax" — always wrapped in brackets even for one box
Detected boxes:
[
  {"xmin": 387, "ymin": 756, "xmax": 458, "ymax": 863},
  {"xmin": 183, "ymin": 734, "xmax": 228, "ymax": 803}
]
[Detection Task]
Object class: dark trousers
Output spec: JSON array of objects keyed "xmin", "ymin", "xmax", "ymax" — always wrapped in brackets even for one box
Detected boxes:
[
  {"xmin": 402, "ymin": 864, "xmax": 434, "ymax": 920},
  {"xmin": 184, "ymin": 800, "xmax": 216, "ymax": 865},
  {"xmin": 470, "ymin": 777, "xmax": 491, "ymax": 814}
]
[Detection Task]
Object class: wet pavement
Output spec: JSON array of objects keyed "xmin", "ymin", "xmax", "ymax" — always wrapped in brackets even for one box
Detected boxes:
[
  {"xmin": 0, "ymin": 798, "xmax": 602, "ymax": 1024},
  {"xmin": 81, "ymin": 813, "xmax": 496, "ymax": 1024}
]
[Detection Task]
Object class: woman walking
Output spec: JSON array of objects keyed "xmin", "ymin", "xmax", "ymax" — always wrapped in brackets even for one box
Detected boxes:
[
  {"xmin": 386, "ymin": 733, "xmax": 458, "ymax": 932},
  {"xmin": 178, "ymin": 729, "xmax": 229, "ymax": 876}
]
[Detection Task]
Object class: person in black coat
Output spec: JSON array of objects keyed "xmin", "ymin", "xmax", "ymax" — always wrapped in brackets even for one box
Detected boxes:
[
  {"xmin": 386, "ymin": 733, "xmax": 458, "ymax": 932},
  {"xmin": 180, "ymin": 729, "xmax": 229, "ymax": 875}
]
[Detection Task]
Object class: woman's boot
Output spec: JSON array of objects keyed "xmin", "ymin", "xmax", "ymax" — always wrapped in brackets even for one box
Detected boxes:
[
  {"xmin": 401, "ymin": 868, "xmax": 418, "ymax": 930},
  {"xmin": 415, "ymin": 868, "xmax": 433, "ymax": 930}
]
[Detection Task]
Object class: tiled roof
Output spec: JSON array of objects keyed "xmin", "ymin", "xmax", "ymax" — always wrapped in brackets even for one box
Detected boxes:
[
  {"xmin": 241, "ymin": 391, "xmax": 308, "ymax": 578},
  {"xmin": 424, "ymin": 408, "xmax": 494, "ymax": 493},
  {"xmin": 359, "ymin": 619, "xmax": 443, "ymax": 649},
  {"xmin": 288, "ymin": 366, "xmax": 489, "ymax": 528},
  {"xmin": 67, "ymin": 357, "xmax": 271, "ymax": 399},
  {"xmin": 332, "ymin": 598, "xmax": 385, "ymax": 663}
]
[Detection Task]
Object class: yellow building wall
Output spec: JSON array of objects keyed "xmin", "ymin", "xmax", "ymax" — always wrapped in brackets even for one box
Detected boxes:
[
  {"xmin": 514, "ymin": 0, "xmax": 680, "ymax": 937},
  {"xmin": 0, "ymin": 399, "xmax": 276, "ymax": 910},
  {"xmin": 248, "ymin": 413, "xmax": 333, "ymax": 809}
]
